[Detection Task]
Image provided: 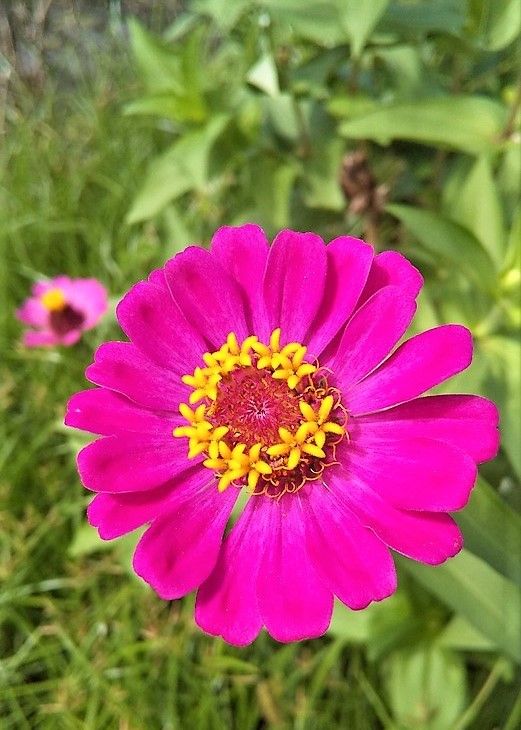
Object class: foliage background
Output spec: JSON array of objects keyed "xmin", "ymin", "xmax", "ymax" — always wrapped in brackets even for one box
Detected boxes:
[{"xmin": 1, "ymin": 1, "xmax": 520, "ymax": 727}]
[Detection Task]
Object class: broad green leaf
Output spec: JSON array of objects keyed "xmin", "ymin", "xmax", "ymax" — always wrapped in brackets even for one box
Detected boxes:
[
  {"xmin": 126, "ymin": 115, "xmax": 228, "ymax": 224},
  {"xmin": 128, "ymin": 18, "xmax": 184, "ymax": 94},
  {"xmin": 386, "ymin": 204, "xmax": 498, "ymax": 291},
  {"xmin": 127, "ymin": 20, "xmax": 208, "ymax": 122},
  {"xmin": 264, "ymin": 94, "xmax": 301, "ymax": 142},
  {"xmin": 203, "ymin": 656, "xmax": 259, "ymax": 675},
  {"xmin": 469, "ymin": 0, "xmax": 521, "ymax": 50},
  {"xmin": 247, "ymin": 54, "xmax": 280, "ymax": 97},
  {"xmin": 164, "ymin": 12, "xmax": 199, "ymax": 42},
  {"xmin": 124, "ymin": 94, "xmax": 207, "ymax": 123},
  {"xmin": 480, "ymin": 336, "xmax": 521, "ymax": 478},
  {"xmin": 340, "ymin": 97, "xmax": 507, "ymax": 155},
  {"xmin": 304, "ymin": 138, "xmax": 345, "ymax": 211},
  {"xmin": 453, "ymin": 156, "xmax": 506, "ymax": 267},
  {"xmin": 252, "ymin": 158, "xmax": 299, "ymax": 232},
  {"xmin": 328, "ymin": 602, "xmax": 371, "ymax": 643},
  {"xmin": 383, "ymin": 0, "xmax": 465, "ymax": 33},
  {"xmin": 456, "ymin": 477, "xmax": 521, "ymax": 587},
  {"xmin": 68, "ymin": 523, "xmax": 113, "ymax": 557},
  {"xmin": 126, "ymin": 148, "xmax": 191, "ymax": 224},
  {"xmin": 193, "ymin": 0, "xmax": 251, "ymax": 31},
  {"xmin": 439, "ymin": 615, "xmax": 495, "ymax": 651},
  {"xmin": 499, "ymin": 142, "xmax": 521, "ymax": 220},
  {"xmin": 263, "ymin": 0, "xmax": 345, "ymax": 46},
  {"xmin": 162, "ymin": 205, "xmax": 196, "ymax": 256},
  {"xmin": 68, "ymin": 525, "xmax": 141, "ymax": 577},
  {"xmin": 383, "ymin": 644, "xmax": 467, "ymax": 730},
  {"xmin": 336, "ymin": 0, "xmax": 389, "ymax": 58},
  {"xmin": 503, "ymin": 206, "xmax": 521, "ymax": 274},
  {"xmin": 399, "ymin": 550, "xmax": 521, "ymax": 663},
  {"xmin": 374, "ymin": 45, "xmax": 424, "ymax": 95},
  {"xmin": 292, "ymin": 47, "xmax": 346, "ymax": 96},
  {"xmin": 328, "ymin": 94, "xmax": 378, "ymax": 120},
  {"xmin": 329, "ymin": 591, "xmax": 413, "ymax": 652}
]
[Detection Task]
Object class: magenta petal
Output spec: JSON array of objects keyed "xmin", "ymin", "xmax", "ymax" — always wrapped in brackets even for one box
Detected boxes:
[
  {"xmin": 353, "ymin": 395, "xmax": 499, "ymax": 463},
  {"xmin": 303, "ymin": 487, "xmax": 397, "ymax": 609},
  {"xmin": 16, "ymin": 298, "xmax": 48, "ymax": 327},
  {"xmin": 87, "ymin": 467, "xmax": 210, "ymax": 539},
  {"xmin": 65, "ymin": 388, "xmax": 174, "ymax": 436},
  {"xmin": 77, "ymin": 433, "xmax": 193, "ymax": 493},
  {"xmin": 328, "ymin": 471, "xmax": 463, "ymax": 565},
  {"xmin": 305, "ymin": 236, "xmax": 374, "ymax": 357},
  {"xmin": 345, "ymin": 437, "xmax": 477, "ymax": 511},
  {"xmin": 347, "ymin": 325, "xmax": 473, "ymax": 415},
  {"xmin": 165, "ymin": 247, "xmax": 249, "ymax": 346},
  {"xmin": 329, "ymin": 285, "xmax": 416, "ymax": 387},
  {"xmin": 257, "ymin": 497, "xmax": 333, "ymax": 642},
  {"xmin": 211, "ymin": 224, "xmax": 270, "ymax": 340},
  {"xmin": 263, "ymin": 230, "xmax": 328, "ymax": 343},
  {"xmin": 196, "ymin": 497, "xmax": 264, "ymax": 646},
  {"xmin": 66, "ymin": 278, "xmax": 108, "ymax": 328},
  {"xmin": 147, "ymin": 267, "xmax": 169, "ymax": 291},
  {"xmin": 86, "ymin": 341, "xmax": 188, "ymax": 411},
  {"xmin": 22, "ymin": 330, "xmax": 59, "ymax": 347},
  {"xmin": 117, "ymin": 280, "xmax": 205, "ymax": 373},
  {"xmin": 358, "ymin": 250, "xmax": 423, "ymax": 305},
  {"xmin": 132, "ymin": 483, "xmax": 237, "ymax": 600}
]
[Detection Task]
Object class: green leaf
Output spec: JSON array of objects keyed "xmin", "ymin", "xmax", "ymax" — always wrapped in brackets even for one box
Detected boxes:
[
  {"xmin": 383, "ymin": 644, "xmax": 467, "ymax": 730},
  {"xmin": 124, "ymin": 94, "xmax": 207, "ymax": 123},
  {"xmin": 304, "ymin": 138, "xmax": 345, "ymax": 211},
  {"xmin": 386, "ymin": 204, "xmax": 498, "ymax": 292},
  {"xmin": 128, "ymin": 18, "xmax": 184, "ymax": 94},
  {"xmin": 264, "ymin": 94, "xmax": 301, "ymax": 142},
  {"xmin": 383, "ymin": 0, "xmax": 466, "ymax": 34},
  {"xmin": 251, "ymin": 158, "xmax": 299, "ymax": 232},
  {"xmin": 263, "ymin": 0, "xmax": 345, "ymax": 46},
  {"xmin": 469, "ymin": 0, "xmax": 521, "ymax": 50},
  {"xmin": 247, "ymin": 54, "xmax": 280, "ymax": 97},
  {"xmin": 68, "ymin": 523, "xmax": 113, "ymax": 557},
  {"xmin": 337, "ymin": 0, "xmax": 389, "ymax": 58},
  {"xmin": 374, "ymin": 45, "xmax": 424, "ymax": 95},
  {"xmin": 503, "ymin": 205, "xmax": 521, "ymax": 274},
  {"xmin": 456, "ymin": 477, "xmax": 521, "ymax": 587},
  {"xmin": 193, "ymin": 0, "xmax": 251, "ymax": 31},
  {"xmin": 328, "ymin": 95, "xmax": 377, "ymax": 120},
  {"xmin": 126, "ymin": 115, "xmax": 228, "ymax": 224},
  {"xmin": 339, "ymin": 97, "xmax": 507, "ymax": 155},
  {"xmin": 330, "ymin": 592, "xmax": 421, "ymax": 660},
  {"xmin": 499, "ymin": 142, "xmax": 521, "ymax": 220},
  {"xmin": 328, "ymin": 602, "xmax": 371, "ymax": 643},
  {"xmin": 480, "ymin": 336, "xmax": 521, "ymax": 478},
  {"xmin": 452, "ymin": 156, "xmax": 506, "ymax": 267},
  {"xmin": 439, "ymin": 616, "xmax": 495, "ymax": 652},
  {"xmin": 399, "ymin": 550, "xmax": 521, "ymax": 663},
  {"xmin": 203, "ymin": 656, "xmax": 259, "ymax": 675}
]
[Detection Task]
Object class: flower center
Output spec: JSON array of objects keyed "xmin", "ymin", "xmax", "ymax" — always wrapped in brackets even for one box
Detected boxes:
[
  {"xmin": 49, "ymin": 305, "xmax": 85, "ymax": 336},
  {"xmin": 41, "ymin": 288, "xmax": 67, "ymax": 312},
  {"xmin": 174, "ymin": 329, "xmax": 347, "ymax": 498}
]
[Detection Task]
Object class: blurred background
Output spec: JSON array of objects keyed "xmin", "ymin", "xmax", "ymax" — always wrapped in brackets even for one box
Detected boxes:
[{"xmin": 1, "ymin": 1, "xmax": 520, "ymax": 727}]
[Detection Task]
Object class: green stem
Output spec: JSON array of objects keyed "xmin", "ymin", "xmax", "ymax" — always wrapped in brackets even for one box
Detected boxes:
[
  {"xmin": 504, "ymin": 687, "xmax": 521, "ymax": 730},
  {"xmin": 453, "ymin": 658, "xmax": 506, "ymax": 730}
]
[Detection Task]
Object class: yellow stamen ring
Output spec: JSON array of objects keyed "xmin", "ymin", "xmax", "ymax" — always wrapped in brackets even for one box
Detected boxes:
[{"xmin": 174, "ymin": 330, "xmax": 346, "ymax": 497}]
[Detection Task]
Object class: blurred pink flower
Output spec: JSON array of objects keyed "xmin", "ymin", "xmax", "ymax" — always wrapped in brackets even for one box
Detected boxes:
[
  {"xmin": 66, "ymin": 226, "xmax": 499, "ymax": 645},
  {"xmin": 17, "ymin": 276, "xmax": 108, "ymax": 347}
]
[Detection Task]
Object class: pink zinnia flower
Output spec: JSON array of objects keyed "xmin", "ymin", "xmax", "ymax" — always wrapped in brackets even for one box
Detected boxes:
[
  {"xmin": 65, "ymin": 226, "xmax": 499, "ymax": 645},
  {"xmin": 17, "ymin": 276, "xmax": 108, "ymax": 347}
]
